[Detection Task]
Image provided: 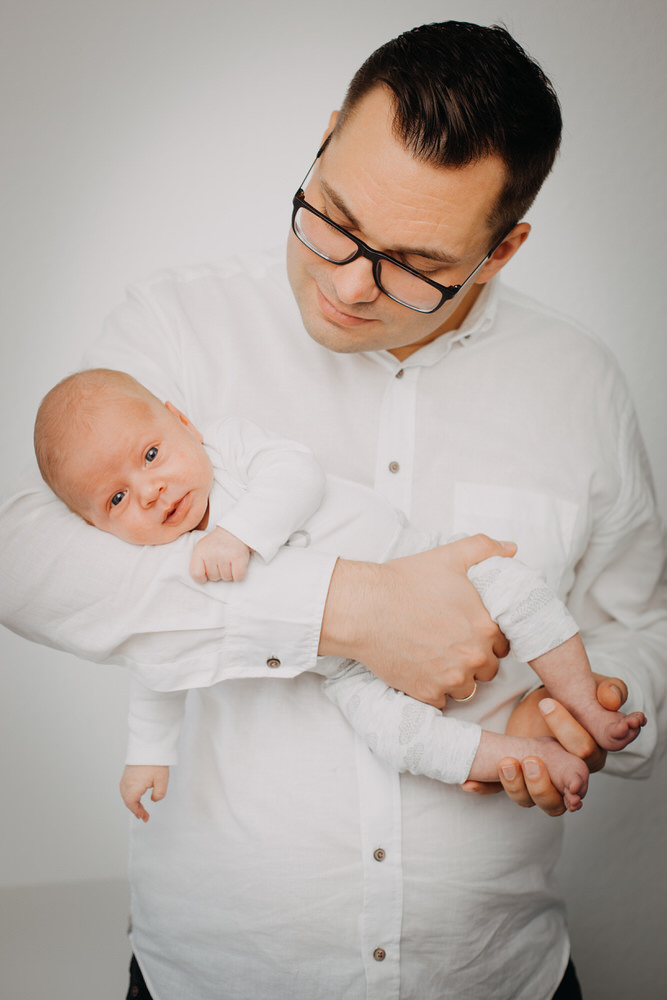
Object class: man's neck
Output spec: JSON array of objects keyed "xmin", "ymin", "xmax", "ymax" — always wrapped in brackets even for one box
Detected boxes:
[{"xmin": 389, "ymin": 282, "xmax": 485, "ymax": 362}]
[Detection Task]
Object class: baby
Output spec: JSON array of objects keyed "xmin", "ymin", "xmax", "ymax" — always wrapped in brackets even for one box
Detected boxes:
[{"xmin": 34, "ymin": 369, "xmax": 646, "ymax": 817}]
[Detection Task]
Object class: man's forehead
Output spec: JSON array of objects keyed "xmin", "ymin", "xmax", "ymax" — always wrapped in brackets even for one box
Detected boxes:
[{"xmin": 320, "ymin": 110, "xmax": 505, "ymax": 258}]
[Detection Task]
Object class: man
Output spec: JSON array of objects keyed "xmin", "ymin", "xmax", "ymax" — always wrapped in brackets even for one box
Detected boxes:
[{"xmin": 1, "ymin": 21, "xmax": 665, "ymax": 1000}]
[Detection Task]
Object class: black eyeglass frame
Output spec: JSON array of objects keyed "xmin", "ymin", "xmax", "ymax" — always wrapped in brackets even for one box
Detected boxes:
[{"xmin": 291, "ymin": 143, "xmax": 511, "ymax": 315}]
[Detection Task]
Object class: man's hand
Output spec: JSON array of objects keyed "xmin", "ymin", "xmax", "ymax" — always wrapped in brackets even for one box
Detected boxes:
[
  {"xmin": 190, "ymin": 527, "xmax": 252, "ymax": 583},
  {"xmin": 461, "ymin": 675, "xmax": 628, "ymax": 816},
  {"xmin": 319, "ymin": 534, "xmax": 516, "ymax": 708}
]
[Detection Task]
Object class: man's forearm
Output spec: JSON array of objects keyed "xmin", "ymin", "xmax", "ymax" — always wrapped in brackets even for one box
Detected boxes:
[
  {"xmin": 319, "ymin": 536, "xmax": 515, "ymax": 707},
  {"xmin": 0, "ymin": 469, "xmax": 335, "ymax": 684}
]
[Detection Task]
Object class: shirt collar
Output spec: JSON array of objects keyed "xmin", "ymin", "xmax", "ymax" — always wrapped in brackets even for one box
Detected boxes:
[{"xmin": 364, "ymin": 277, "xmax": 500, "ymax": 373}]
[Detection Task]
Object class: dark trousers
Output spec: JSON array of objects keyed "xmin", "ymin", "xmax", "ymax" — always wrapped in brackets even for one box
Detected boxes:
[
  {"xmin": 553, "ymin": 958, "xmax": 584, "ymax": 999},
  {"xmin": 126, "ymin": 953, "xmax": 583, "ymax": 999}
]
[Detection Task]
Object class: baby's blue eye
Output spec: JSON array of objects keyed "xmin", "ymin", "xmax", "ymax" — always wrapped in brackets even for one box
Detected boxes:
[
  {"xmin": 145, "ymin": 447, "xmax": 158, "ymax": 463},
  {"xmin": 111, "ymin": 491, "xmax": 125, "ymax": 507}
]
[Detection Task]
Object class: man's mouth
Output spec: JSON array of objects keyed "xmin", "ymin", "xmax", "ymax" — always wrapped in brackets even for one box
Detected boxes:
[
  {"xmin": 163, "ymin": 493, "xmax": 191, "ymax": 527},
  {"xmin": 316, "ymin": 287, "xmax": 374, "ymax": 327}
]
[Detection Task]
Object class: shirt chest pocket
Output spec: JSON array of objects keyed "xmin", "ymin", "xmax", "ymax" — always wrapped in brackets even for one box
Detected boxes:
[{"xmin": 451, "ymin": 482, "xmax": 580, "ymax": 599}]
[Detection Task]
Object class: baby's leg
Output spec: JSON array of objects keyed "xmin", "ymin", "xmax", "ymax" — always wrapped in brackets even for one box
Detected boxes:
[
  {"xmin": 467, "ymin": 555, "xmax": 645, "ymax": 752},
  {"xmin": 531, "ymin": 635, "xmax": 646, "ymax": 751},
  {"xmin": 468, "ymin": 729, "xmax": 590, "ymax": 812}
]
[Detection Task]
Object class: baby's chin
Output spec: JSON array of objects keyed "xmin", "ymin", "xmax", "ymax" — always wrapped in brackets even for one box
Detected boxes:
[{"xmin": 98, "ymin": 519, "xmax": 196, "ymax": 547}]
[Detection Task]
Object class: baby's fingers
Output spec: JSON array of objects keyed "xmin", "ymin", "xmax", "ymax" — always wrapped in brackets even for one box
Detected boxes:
[
  {"xmin": 230, "ymin": 554, "xmax": 249, "ymax": 582},
  {"xmin": 150, "ymin": 768, "xmax": 170, "ymax": 802},
  {"xmin": 132, "ymin": 800, "xmax": 151, "ymax": 823},
  {"xmin": 189, "ymin": 551, "xmax": 209, "ymax": 583},
  {"xmin": 120, "ymin": 785, "xmax": 151, "ymax": 822}
]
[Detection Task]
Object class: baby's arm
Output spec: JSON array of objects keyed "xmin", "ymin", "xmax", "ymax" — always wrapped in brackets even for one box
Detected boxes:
[
  {"xmin": 188, "ymin": 418, "xmax": 327, "ymax": 584},
  {"xmin": 468, "ymin": 556, "xmax": 646, "ymax": 752},
  {"xmin": 206, "ymin": 417, "xmax": 326, "ymax": 560},
  {"xmin": 321, "ymin": 659, "xmax": 590, "ymax": 810},
  {"xmin": 121, "ymin": 678, "xmax": 186, "ymax": 821}
]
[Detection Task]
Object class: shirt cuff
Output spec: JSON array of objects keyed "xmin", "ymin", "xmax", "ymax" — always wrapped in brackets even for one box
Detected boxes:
[
  {"xmin": 215, "ymin": 510, "xmax": 285, "ymax": 564},
  {"xmin": 220, "ymin": 546, "xmax": 338, "ymax": 680}
]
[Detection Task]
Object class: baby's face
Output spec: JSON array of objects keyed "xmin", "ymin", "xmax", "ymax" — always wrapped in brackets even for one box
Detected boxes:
[{"xmin": 62, "ymin": 395, "xmax": 214, "ymax": 545}]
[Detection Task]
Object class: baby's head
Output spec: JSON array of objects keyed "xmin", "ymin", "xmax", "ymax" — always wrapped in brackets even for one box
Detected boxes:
[{"xmin": 34, "ymin": 369, "xmax": 213, "ymax": 545}]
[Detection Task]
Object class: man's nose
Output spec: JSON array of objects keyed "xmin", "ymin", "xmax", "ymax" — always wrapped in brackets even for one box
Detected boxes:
[{"xmin": 330, "ymin": 256, "xmax": 381, "ymax": 306}]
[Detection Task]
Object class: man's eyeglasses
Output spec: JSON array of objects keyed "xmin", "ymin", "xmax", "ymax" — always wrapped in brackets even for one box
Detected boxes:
[{"xmin": 291, "ymin": 145, "xmax": 507, "ymax": 314}]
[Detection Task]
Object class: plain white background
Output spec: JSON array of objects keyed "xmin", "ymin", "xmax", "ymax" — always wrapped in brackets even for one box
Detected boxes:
[{"xmin": 1, "ymin": 1, "xmax": 666, "ymax": 997}]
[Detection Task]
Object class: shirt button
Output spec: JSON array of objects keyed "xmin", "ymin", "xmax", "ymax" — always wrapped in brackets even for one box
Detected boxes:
[
  {"xmin": 373, "ymin": 947, "xmax": 387, "ymax": 962},
  {"xmin": 373, "ymin": 848, "xmax": 386, "ymax": 862},
  {"xmin": 388, "ymin": 461, "xmax": 400, "ymax": 474},
  {"xmin": 395, "ymin": 368, "xmax": 404, "ymax": 379},
  {"xmin": 266, "ymin": 657, "xmax": 281, "ymax": 669}
]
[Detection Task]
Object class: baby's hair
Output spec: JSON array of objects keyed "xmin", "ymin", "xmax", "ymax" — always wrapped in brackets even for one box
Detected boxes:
[{"xmin": 34, "ymin": 368, "xmax": 158, "ymax": 507}]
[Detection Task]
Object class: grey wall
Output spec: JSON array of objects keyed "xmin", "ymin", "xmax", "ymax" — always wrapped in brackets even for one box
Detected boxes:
[{"xmin": 1, "ymin": 1, "xmax": 666, "ymax": 997}]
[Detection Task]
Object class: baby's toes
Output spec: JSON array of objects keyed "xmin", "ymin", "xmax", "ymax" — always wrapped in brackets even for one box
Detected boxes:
[{"xmin": 605, "ymin": 712, "xmax": 646, "ymax": 750}]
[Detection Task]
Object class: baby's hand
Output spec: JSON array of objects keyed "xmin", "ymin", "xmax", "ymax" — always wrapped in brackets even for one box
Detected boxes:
[
  {"xmin": 190, "ymin": 526, "xmax": 252, "ymax": 583},
  {"xmin": 120, "ymin": 764, "xmax": 169, "ymax": 822}
]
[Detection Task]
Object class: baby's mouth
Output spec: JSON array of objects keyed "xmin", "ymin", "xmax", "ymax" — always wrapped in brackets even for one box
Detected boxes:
[{"xmin": 164, "ymin": 493, "xmax": 191, "ymax": 526}]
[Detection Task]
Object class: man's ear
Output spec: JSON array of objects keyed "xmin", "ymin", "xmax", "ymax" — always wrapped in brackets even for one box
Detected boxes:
[
  {"xmin": 320, "ymin": 109, "xmax": 339, "ymax": 147},
  {"xmin": 164, "ymin": 401, "xmax": 204, "ymax": 443},
  {"xmin": 476, "ymin": 223, "xmax": 531, "ymax": 284}
]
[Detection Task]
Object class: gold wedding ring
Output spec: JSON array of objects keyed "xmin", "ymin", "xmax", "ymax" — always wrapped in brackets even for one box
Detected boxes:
[{"xmin": 451, "ymin": 680, "xmax": 478, "ymax": 703}]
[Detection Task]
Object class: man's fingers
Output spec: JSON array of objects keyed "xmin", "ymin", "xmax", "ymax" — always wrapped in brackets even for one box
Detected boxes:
[
  {"xmin": 492, "ymin": 632, "xmax": 511, "ymax": 660},
  {"xmin": 538, "ymin": 698, "xmax": 606, "ymax": 770},
  {"xmin": 593, "ymin": 675, "xmax": 628, "ymax": 711},
  {"xmin": 453, "ymin": 533, "xmax": 517, "ymax": 569},
  {"xmin": 460, "ymin": 779, "xmax": 503, "ymax": 796},
  {"xmin": 498, "ymin": 757, "xmax": 566, "ymax": 816},
  {"xmin": 519, "ymin": 757, "xmax": 567, "ymax": 816},
  {"xmin": 448, "ymin": 534, "xmax": 515, "ymax": 666},
  {"xmin": 497, "ymin": 758, "xmax": 537, "ymax": 808}
]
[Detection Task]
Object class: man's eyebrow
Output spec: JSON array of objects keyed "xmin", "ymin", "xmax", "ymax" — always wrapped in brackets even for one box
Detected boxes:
[
  {"xmin": 320, "ymin": 179, "xmax": 462, "ymax": 266},
  {"xmin": 320, "ymin": 180, "xmax": 362, "ymax": 229}
]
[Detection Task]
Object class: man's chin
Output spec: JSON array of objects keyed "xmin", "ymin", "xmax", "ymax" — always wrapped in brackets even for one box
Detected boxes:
[
  {"xmin": 303, "ymin": 316, "xmax": 379, "ymax": 354},
  {"xmin": 296, "ymin": 298, "xmax": 378, "ymax": 354}
]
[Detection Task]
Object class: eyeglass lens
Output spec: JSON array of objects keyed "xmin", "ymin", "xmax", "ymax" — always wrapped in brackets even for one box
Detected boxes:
[{"xmin": 293, "ymin": 206, "xmax": 444, "ymax": 312}]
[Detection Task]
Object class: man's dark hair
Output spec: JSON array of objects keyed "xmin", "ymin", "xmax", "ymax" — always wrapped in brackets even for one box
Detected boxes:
[{"xmin": 337, "ymin": 21, "xmax": 562, "ymax": 245}]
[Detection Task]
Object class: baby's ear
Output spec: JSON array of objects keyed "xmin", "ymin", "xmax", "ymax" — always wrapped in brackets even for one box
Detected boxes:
[{"xmin": 164, "ymin": 401, "xmax": 204, "ymax": 443}]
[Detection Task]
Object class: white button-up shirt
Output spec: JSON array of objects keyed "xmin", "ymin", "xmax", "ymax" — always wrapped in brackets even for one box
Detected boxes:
[{"xmin": 1, "ymin": 251, "xmax": 665, "ymax": 999}]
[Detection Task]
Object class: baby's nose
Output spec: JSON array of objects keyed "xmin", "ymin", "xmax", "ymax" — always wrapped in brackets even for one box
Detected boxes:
[{"xmin": 141, "ymin": 479, "xmax": 166, "ymax": 507}]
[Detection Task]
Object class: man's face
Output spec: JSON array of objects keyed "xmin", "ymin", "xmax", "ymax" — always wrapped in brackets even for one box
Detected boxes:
[
  {"xmin": 287, "ymin": 86, "xmax": 517, "ymax": 360},
  {"xmin": 60, "ymin": 395, "xmax": 214, "ymax": 546}
]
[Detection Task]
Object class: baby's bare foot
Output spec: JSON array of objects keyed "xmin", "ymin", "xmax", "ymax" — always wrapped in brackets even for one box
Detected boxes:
[
  {"xmin": 569, "ymin": 699, "xmax": 646, "ymax": 752},
  {"xmin": 600, "ymin": 710, "xmax": 646, "ymax": 750}
]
